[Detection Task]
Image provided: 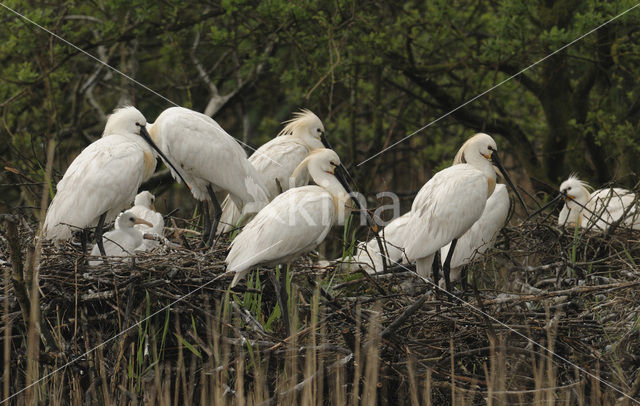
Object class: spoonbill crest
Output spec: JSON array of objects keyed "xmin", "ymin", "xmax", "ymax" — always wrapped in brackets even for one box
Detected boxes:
[
  {"xmin": 558, "ymin": 175, "xmax": 640, "ymax": 230},
  {"xmin": 89, "ymin": 211, "xmax": 153, "ymax": 266},
  {"xmin": 147, "ymin": 107, "xmax": 269, "ymax": 245},
  {"xmin": 217, "ymin": 109, "xmax": 331, "ymax": 235},
  {"xmin": 42, "ymin": 106, "xmax": 185, "ymax": 255},
  {"xmin": 403, "ymin": 133, "xmax": 526, "ymax": 292}
]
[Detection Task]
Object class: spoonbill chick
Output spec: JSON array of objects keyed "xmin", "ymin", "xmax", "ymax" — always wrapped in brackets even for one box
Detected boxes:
[
  {"xmin": 558, "ymin": 175, "xmax": 639, "ymax": 230},
  {"xmin": 347, "ymin": 212, "xmax": 411, "ymax": 274},
  {"xmin": 42, "ymin": 106, "xmax": 186, "ymax": 255},
  {"xmin": 147, "ymin": 107, "xmax": 269, "ymax": 245},
  {"xmin": 403, "ymin": 133, "xmax": 526, "ymax": 292},
  {"xmin": 217, "ymin": 109, "xmax": 331, "ymax": 235},
  {"xmin": 89, "ymin": 211, "xmax": 153, "ymax": 266},
  {"xmin": 126, "ymin": 191, "xmax": 164, "ymax": 251},
  {"xmin": 439, "ymin": 183, "xmax": 510, "ymax": 288}
]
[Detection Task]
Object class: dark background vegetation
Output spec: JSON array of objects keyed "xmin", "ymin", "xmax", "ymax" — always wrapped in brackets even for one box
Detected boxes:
[
  {"xmin": 3, "ymin": 2, "xmax": 640, "ymax": 404},
  {"xmin": 2, "ymin": 0, "xmax": 640, "ymax": 219}
]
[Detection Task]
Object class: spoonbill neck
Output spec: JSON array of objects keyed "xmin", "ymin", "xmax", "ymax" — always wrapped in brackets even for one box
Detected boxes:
[{"xmin": 308, "ymin": 164, "xmax": 348, "ymax": 199}]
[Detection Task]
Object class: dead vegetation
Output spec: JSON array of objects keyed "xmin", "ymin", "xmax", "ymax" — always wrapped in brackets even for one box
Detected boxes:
[{"xmin": 1, "ymin": 212, "xmax": 640, "ymax": 405}]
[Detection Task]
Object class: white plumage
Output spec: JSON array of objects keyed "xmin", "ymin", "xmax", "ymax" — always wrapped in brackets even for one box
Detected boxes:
[
  {"xmin": 147, "ymin": 107, "xmax": 270, "ymax": 243},
  {"xmin": 43, "ymin": 106, "xmax": 158, "ymax": 241},
  {"xmin": 217, "ymin": 110, "xmax": 327, "ymax": 234},
  {"xmin": 440, "ymin": 183, "xmax": 510, "ymax": 286},
  {"xmin": 89, "ymin": 211, "xmax": 153, "ymax": 266},
  {"xmin": 402, "ymin": 133, "xmax": 521, "ymax": 290},
  {"xmin": 558, "ymin": 175, "xmax": 639, "ymax": 230},
  {"xmin": 348, "ymin": 212, "xmax": 411, "ymax": 274},
  {"xmin": 225, "ymin": 148, "xmax": 352, "ymax": 287},
  {"xmin": 126, "ymin": 191, "xmax": 164, "ymax": 251},
  {"xmin": 148, "ymin": 107, "xmax": 269, "ymax": 210}
]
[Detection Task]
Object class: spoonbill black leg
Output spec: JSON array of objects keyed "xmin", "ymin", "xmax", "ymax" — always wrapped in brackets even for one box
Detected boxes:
[
  {"xmin": 95, "ymin": 212, "xmax": 108, "ymax": 256},
  {"xmin": 201, "ymin": 200, "xmax": 211, "ymax": 245},
  {"xmin": 432, "ymin": 250, "xmax": 441, "ymax": 291},
  {"xmin": 206, "ymin": 185, "xmax": 222, "ymax": 246},
  {"xmin": 442, "ymin": 238, "xmax": 458, "ymax": 293},
  {"xmin": 460, "ymin": 265, "xmax": 469, "ymax": 292}
]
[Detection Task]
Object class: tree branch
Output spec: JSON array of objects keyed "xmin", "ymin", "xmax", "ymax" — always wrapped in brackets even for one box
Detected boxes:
[{"xmin": 400, "ymin": 68, "xmax": 539, "ymax": 172}]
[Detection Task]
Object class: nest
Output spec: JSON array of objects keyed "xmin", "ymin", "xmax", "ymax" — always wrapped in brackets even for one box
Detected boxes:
[{"xmin": 2, "ymin": 213, "xmax": 640, "ymax": 404}]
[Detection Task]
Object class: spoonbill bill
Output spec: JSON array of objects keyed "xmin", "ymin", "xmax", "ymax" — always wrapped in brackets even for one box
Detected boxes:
[
  {"xmin": 89, "ymin": 211, "xmax": 153, "ymax": 266},
  {"xmin": 125, "ymin": 191, "xmax": 164, "ymax": 251},
  {"xmin": 439, "ymin": 183, "xmax": 510, "ymax": 288},
  {"xmin": 217, "ymin": 109, "xmax": 330, "ymax": 235},
  {"xmin": 558, "ymin": 175, "xmax": 640, "ymax": 230},
  {"xmin": 147, "ymin": 107, "xmax": 269, "ymax": 245},
  {"xmin": 42, "ymin": 106, "xmax": 186, "ymax": 255},
  {"xmin": 403, "ymin": 133, "xmax": 526, "ymax": 292}
]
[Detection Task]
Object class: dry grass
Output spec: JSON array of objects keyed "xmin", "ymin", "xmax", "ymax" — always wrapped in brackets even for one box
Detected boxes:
[{"xmin": 1, "ymin": 212, "xmax": 640, "ymax": 405}]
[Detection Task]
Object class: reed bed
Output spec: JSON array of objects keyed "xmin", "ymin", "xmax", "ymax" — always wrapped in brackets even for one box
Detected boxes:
[{"xmin": 1, "ymin": 212, "xmax": 640, "ymax": 405}]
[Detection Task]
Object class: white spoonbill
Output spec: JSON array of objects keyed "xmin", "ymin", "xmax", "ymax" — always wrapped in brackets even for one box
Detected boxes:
[
  {"xmin": 217, "ymin": 109, "xmax": 331, "ymax": 235},
  {"xmin": 347, "ymin": 184, "xmax": 510, "ymax": 281},
  {"xmin": 42, "ymin": 106, "xmax": 186, "ymax": 255},
  {"xmin": 126, "ymin": 191, "xmax": 164, "ymax": 251},
  {"xmin": 558, "ymin": 175, "xmax": 639, "ymax": 230},
  {"xmin": 225, "ymin": 148, "xmax": 358, "ymax": 333},
  {"xmin": 439, "ymin": 183, "xmax": 510, "ymax": 288},
  {"xmin": 89, "ymin": 211, "xmax": 153, "ymax": 266},
  {"xmin": 147, "ymin": 107, "xmax": 269, "ymax": 245},
  {"xmin": 225, "ymin": 148, "xmax": 357, "ymax": 287},
  {"xmin": 403, "ymin": 133, "xmax": 526, "ymax": 292}
]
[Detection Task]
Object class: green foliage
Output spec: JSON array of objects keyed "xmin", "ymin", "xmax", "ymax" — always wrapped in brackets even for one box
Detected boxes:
[{"xmin": 3, "ymin": 0, "xmax": 640, "ymax": 215}]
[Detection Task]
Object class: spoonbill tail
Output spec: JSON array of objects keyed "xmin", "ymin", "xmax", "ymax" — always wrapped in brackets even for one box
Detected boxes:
[
  {"xmin": 217, "ymin": 109, "xmax": 330, "ymax": 235},
  {"xmin": 147, "ymin": 107, "xmax": 269, "ymax": 245},
  {"xmin": 42, "ymin": 106, "xmax": 185, "ymax": 255}
]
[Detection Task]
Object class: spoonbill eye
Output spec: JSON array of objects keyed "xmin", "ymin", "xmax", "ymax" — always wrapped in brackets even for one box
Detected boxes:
[
  {"xmin": 487, "ymin": 145, "xmax": 495, "ymax": 151},
  {"xmin": 317, "ymin": 128, "xmax": 323, "ymax": 134}
]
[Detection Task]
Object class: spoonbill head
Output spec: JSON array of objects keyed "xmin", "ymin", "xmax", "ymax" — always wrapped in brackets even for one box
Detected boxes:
[
  {"xmin": 134, "ymin": 190, "xmax": 156, "ymax": 211},
  {"xmin": 455, "ymin": 133, "xmax": 527, "ymax": 212},
  {"xmin": 278, "ymin": 109, "xmax": 330, "ymax": 150},
  {"xmin": 559, "ymin": 175, "xmax": 591, "ymax": 210},
  {"xmin": 125, "ymin": 191, "xmax": 164, "ymax": 251}
]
